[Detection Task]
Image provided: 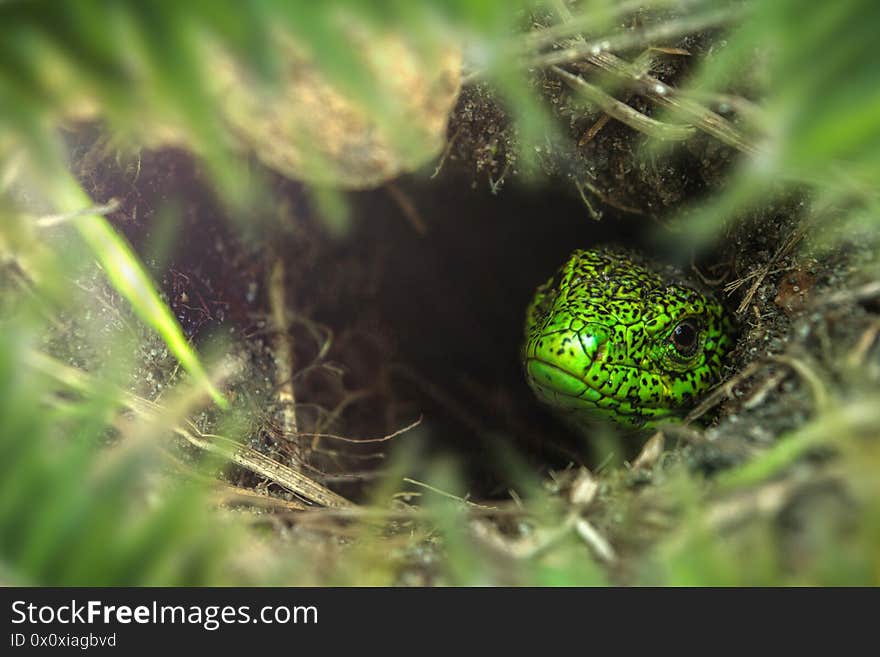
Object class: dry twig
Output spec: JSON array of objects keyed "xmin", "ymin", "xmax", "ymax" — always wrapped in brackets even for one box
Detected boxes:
[
  {"xmin": 268, "ymin": 257, "xmax": 300, "ymax": 458},
  {"xmin": 27, "ymin": 350, "xmax": 353, "ymax": 508}
]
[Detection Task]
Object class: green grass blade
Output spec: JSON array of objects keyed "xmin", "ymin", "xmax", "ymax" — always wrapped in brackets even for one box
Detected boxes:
[{"xmin": 53, "ymin": 174, "xmax": 228, "ymax": 408}]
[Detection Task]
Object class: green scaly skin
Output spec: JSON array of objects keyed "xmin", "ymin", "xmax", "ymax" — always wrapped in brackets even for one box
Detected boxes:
[{"xmin": 523, "ymin": 248, "xmax": 732, "ymax": 429}]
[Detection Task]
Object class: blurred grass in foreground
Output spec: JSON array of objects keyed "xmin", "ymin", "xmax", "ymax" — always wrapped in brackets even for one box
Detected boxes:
[
  {"xmin": 1, "ymin": 0, "xmax": 879, "ymax": 585},
  {"xmin": 669, "ymin": 0, "xmax": 880, "ymax": 249},
  {"xmin": 0, "ymin": 323, "xmax": 239, "ymax": 585}
]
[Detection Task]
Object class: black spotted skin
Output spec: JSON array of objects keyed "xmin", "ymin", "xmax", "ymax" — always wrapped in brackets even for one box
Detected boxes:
[{"xmin": 523, "ymin": 248, "xmax": 732, "ymax": 428}]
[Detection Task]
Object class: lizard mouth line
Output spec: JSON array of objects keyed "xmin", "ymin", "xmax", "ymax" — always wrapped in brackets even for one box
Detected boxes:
[
  {"xmin": 525, "ymin": 357, "xmax": 673, "ymax": 417},
  {"xmin": 525, "ymin": 358, "xmax": 591, "ymax": 398}
]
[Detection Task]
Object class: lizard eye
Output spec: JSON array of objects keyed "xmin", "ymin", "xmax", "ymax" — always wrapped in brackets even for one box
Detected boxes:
[{"xmin": 670, "ymin": 319, "xmax": 700, "ymax": 357}]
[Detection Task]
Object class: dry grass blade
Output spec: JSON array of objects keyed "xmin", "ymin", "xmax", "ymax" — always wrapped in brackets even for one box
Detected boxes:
[
  {"xmin": 34, "ymin": 199, "xmax": 121, "ymax": 228},
  {"xmin": 297, "ymin": 416, "xmax": 422, "ymax": 444},
  {"xmin": 631, "ymin": 431, "xmax": 666, "ymax": 470},
  {"xmin": 687, "ymin": 351, "xmax": 830, "ymax": 426},
  {"xmin": 725, "ymin": 229, "xmax": 802, "ymax": 315},
  {"xmin": 268, "ymin": 256, "xmax": 300, "ymax": 458},
  {"xmin": 403, "ymin": 477, "xmax": 496, "ymax": 509},
  {"xmin": 767, "ymin": 354, "xmax": 830, "ymax": 414},
  {"xmin": 574, "ymin": 517, "xmax": 617, "ymax": 563},
  {"xmin": 846, "ymin": 320, "xmax": 880, "ymax": 368},
  {"xmin": 530, "ymin": 4, "xmax": 746, "ymax": 70},
  {"xmin": 537, "ymin": 1, "xmax": 758, "ymax": 155},
  {"xmin": 175, "ymin": 425, "xmax": 352, "ymax": 508},
  {"xmin": 214, "ymin": 484, "xmax": 310, "ymax": 511},
  {"xmin": 26, "ymin": 350, "xmax": 353, "ymax": 508},
  {"xmin": 469, "ymin": 515, "xmax": 574, "ymax": 560},
  {"xmin": 553, "ymin": 66, "xmax": 695, "ymax": 141},
  {"xmin": 584, "ymin": 51, "xmax": 759, "ymax": 155},
  {"xmin": 386, "ymin": 182, "xmax": 428, "ymax": 235},
  {"xmin": 685, "ymin": 361, "xmax": 764, "ymax": 423},
  {"xmin": 820, "ymin": 281, "xmax": 880, "ymax": 307}
]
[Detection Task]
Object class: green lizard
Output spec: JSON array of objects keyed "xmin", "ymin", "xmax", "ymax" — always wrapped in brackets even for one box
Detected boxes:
[{"xmin": 523, "ymin": 248, "xmax": 732, "ymax": 429}]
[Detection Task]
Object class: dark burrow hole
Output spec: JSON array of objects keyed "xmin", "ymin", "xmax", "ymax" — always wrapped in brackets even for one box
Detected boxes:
[
  {"xmin": 75, "ymin": 142, "xmax": 704, "ymax": 500},
  {"xmin": 345, "ymin": 175, "xmax": 657, "ymax": 493}
]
